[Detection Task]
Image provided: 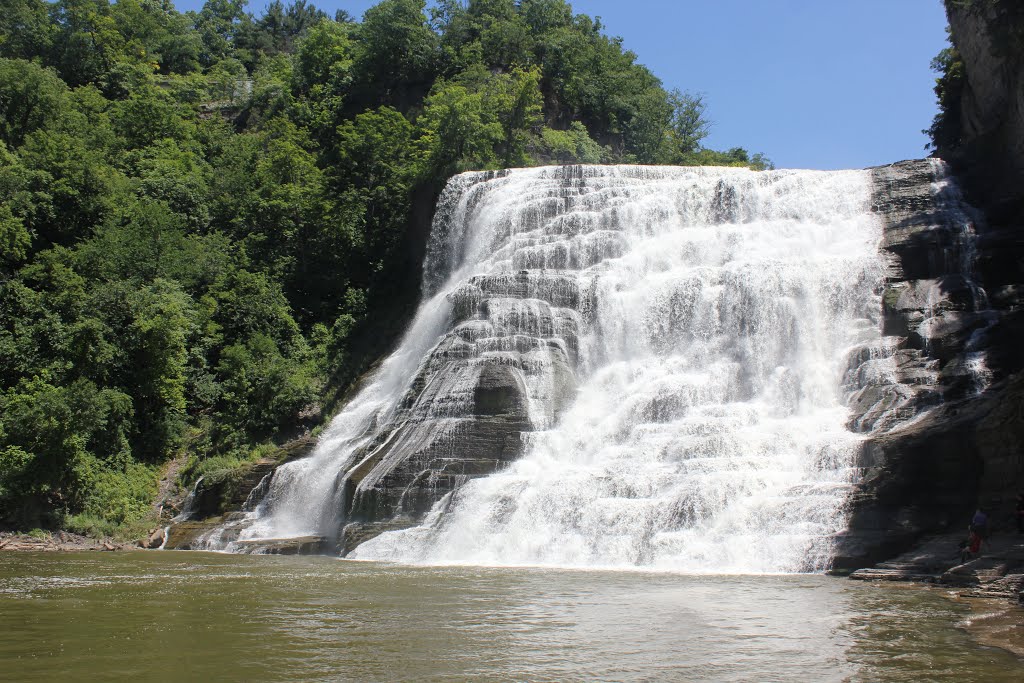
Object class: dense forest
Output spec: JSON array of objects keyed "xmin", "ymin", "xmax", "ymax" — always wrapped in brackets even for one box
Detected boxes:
[{"xmin": 0, "ymin": 0, "xmax": 770, "ymax": 536}]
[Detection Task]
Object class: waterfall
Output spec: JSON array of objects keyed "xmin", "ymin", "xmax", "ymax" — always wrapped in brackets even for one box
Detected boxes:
[{"xmin": 204, "ymin": 165, "xmax": 888, "ymax": 572}]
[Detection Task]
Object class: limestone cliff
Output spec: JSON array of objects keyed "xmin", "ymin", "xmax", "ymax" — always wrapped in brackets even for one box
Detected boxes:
[
  {"xmin": 834, "ymin": 159, "xmax": 1024, "ymax": 568},
  {"xmin": 944, "ymin": 0, "xmax": 1024, "ymax": 220}
]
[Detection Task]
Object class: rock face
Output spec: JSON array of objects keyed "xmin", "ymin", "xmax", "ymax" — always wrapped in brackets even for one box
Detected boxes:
[
  {"xmin": 337, "ymin": 273, "xmax": 578, "ymax": 552},
  {"xmin": 834, "ymin": 159, "xmax": 1024, "ymax": 569},
  {"xmin": 162, "ymin": 460, "xmax": 279, "ymax": 551},
  {"xmin": 163, "ymin": 436, "xmax": 314, "ymax": 551},
  {"xmin": 847, "ymin": 531, "xmax": 1024, "ymax": 605},
  {"xmin": 945, "ymin": 1, "xmax": 1024, "ymax": 220}
]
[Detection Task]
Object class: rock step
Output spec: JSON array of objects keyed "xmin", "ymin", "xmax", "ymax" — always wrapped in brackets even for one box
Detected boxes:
[
  {"xmin": 957, "ymin": 574, "xmax": 1024, "ymax": 601},
  {"xmin": 232, "ymin": 536, "xmax": 328, "ymax": 555},
  {"xmin": 849, "ymin": 568, "xmax": 939, "ymax": 582}
]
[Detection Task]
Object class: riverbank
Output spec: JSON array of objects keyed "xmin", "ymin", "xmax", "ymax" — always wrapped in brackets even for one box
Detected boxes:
[
  {"xmin": 848, "ymin": 530, "xmax": 1024, "ymax": 599},
  {"xmin": 0, "ymin": 531, "xmax": 133, "ymax": 552}
]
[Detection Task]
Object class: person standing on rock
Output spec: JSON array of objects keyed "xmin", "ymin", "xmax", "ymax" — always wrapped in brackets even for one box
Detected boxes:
[{"xmin": 970, "ymin": 507, "xmax": 989, "ymax": 541}]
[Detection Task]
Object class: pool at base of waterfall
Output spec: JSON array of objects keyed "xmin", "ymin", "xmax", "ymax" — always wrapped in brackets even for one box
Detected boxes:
[{"xmin": 1, "ymin": 551, "xmax": 1020, "ymax": 682}]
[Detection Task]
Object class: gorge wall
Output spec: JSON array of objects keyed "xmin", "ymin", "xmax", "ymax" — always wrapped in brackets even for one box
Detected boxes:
[
  {"xmin": 944, "ymin": 0, "xmax": 1024, "ymax": 222},
  {"xmin": 825, "ymin": 0, "xmax": 1024, "ymax": 567},
  {"xmin": 834, "ymin": 159, "xmax": 1024, "ymax": 567}
]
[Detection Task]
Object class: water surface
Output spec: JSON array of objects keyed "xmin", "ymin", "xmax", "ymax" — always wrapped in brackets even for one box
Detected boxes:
[{"xmin": 0, "ymin": 551, "xmax": 1019, "ymax": 682}]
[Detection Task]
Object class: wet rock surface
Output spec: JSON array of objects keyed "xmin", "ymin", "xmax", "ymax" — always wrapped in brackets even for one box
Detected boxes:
[
  {"xmin": 848, "ymin": 531, "xmax": 1024, "ymax": 603},
  {"xmin": 231, "ymin": 536, "xmax": 328, "ymax": 555},
  {"xmin": 837, "ymin": 159, "xmax": 1024, "ymax": 570},
  {"xmin": 337, "ymin": 274, "xmax": 578, "ymax": 550},
  {"xmin": 163, "ymin": 436, "xmax": 315, "ymax": 550}
]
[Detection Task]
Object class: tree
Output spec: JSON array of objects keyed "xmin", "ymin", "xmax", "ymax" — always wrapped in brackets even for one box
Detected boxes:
[
  {"xmin": 436, "ymin": 0, "xmax": 532, "ymax": 71},
  {"xmin": 194, "ymin": 0, "xmax": 249, "ymax": 67},
  {"xmin": 0, "ymin": 59, "xmax": 68, "ymax": 148},
  {"xmin": 126, "ymin": 279, "xmax": 193, "ymax": 459},
  {"xmin": 0, "ymin": 204, "xmax": 30, "ymax": 269},
  {"xmin": 247, "ymin": 0, "xmax": 325, "ymax": 57},
  {"xmin": 622, "ymin": 85, "xmax": 673, "ymax": 164},
  {"xmin": 18, "ymin": 129, "xmax": 118, "ymax": 248},
  {"xmin": 334, "ymin": 106, "xmax": 417, "ymax": 279},
  {"xmin": 109, "ymin": 0, "xmax": 202, "ymax": 74},
  {"xmin": 293, "ymin": 18, "xmax": 352, "ymax": 92},
  {"xmin": 0, "ymin": 0, "xmax": 54, "ymax": 62},
  {"xmin": 291, "ymin": 19, "xmax": 353, "ymax": 135},
  {"xmin": 0, "ymin": 377, "xmax": 134, "ymax": 525},
  {"xmin": 49, "ymin": 0, "xmax": 128, "ymax": 87},
  {"xmin": 127, "ymin": 139, "xmax": 213, "ymax": 231},
  {"xmin": 350, "ymin": 0, "xmax": 438, "ymax": 110},
  {"xmin": 111, "ymin": 89, "xmax": 195, "ymax": 149},
  {"xmin": 539, "ymin": 121, "xmax": 606, "ymax": 164},
  {"xmin": 416, "ymin": 80, "xmax": 502, "ymax": 174},
  {"xmin": 666, "ymin": 90, "xmax": 710, "ymax": 158},
  {"xmin": 484, "ymin": 66, "xmax": 543, "ymax": 166},
  {"xmin": 925, "ymin": 45, "xmax": 964, "ymax": 153},
  {"xmin": 216, "ymin": 332, "xmax": 317, "ymax": 436}
]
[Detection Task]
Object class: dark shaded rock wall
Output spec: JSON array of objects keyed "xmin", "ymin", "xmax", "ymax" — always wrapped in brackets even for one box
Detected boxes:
[
  {"xmin": 835, "ymin": 159, "xmax": 1024, "ymax": 569},
  {"xmin": 945, "ymin": 1, "xmax": 1024, "ymax": 221}
]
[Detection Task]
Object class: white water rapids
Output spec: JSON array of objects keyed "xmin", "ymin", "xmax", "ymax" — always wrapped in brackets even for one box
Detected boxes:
[{"xmin": 210, "ymin": 165, "xmax": 889, "ymax": 572}]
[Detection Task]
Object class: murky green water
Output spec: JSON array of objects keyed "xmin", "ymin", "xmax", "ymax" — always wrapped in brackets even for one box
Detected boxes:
[{"xmin": 0, "ymin": 552, "xmax": 1020, "ymax": 682}]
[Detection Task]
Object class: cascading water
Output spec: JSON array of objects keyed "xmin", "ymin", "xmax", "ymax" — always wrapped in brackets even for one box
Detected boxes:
[{"xmin": 203, "ymin": 165, "xmax": 889, "ymax": 573}]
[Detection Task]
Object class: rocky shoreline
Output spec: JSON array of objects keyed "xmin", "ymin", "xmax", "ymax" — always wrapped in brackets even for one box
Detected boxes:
[
  {"xmin": 0, "ymin": 531, "xmax": 133, "ymax": 552},
  {"xmin": 842, "ymin": 523, "xmax": 1024, "ymax": 657}
]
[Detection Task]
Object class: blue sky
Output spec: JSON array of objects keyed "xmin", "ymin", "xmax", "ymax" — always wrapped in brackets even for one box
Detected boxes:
[{"xmin": 174, "ymin": 0, "xmax": 951, "ymax": 170}]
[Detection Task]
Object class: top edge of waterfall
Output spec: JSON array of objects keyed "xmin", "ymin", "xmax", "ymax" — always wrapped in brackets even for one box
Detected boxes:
[{"xmin": 441, "ymin": 163, "xmax": 879, "ymax": 182}]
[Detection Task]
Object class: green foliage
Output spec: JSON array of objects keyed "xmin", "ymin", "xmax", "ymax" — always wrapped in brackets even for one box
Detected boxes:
[
  {"xmin": 417, "ymin": 80, "xmax": 503, "ymax": 174},
  {"xmin": 293, "ymin": 18, "xmax": 351, "ymax": 90},
  {"xmin": 539, "ymin": 122, "xmax": 607, "ymax": 164},
  {"xmin": 350, "ymin": 0, "xmax": 437, "ymax": 109},
  {"xmin": 0, "ymin": 59, "xmax": 68, "ymax": 148},
  {"xmin": 111, "ymin": 90, "xmax": 195, "ymax": 149},
  {"xmin": 676, "ymin": 146, "xmax": 774, "ymax": 171},
  {"xmin": 665, "ymin": 90, "xmax": 711, "ymax": 160},
  {"xmin": 0, "ymin": 0, "xmax": 55, "ymax": 62},
  {"xmin": 486, "ymin": 66, "xmax": 544, "ymax": 166},
  {"xmin": 925, "ymin": 33, "xmax": 965, "ymax": 154},
  {"xmin": 0, "ymin": 0, "xmax": 768, "ymax": 534},
  {"xmin": 333, "ymin": 106, "xmax": 418, "ymax": 278}
]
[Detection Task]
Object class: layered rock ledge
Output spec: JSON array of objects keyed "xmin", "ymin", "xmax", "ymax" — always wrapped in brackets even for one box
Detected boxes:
[{"xmin": 835, "ymin": 159, "xmax": 1024, "ymax": 572}]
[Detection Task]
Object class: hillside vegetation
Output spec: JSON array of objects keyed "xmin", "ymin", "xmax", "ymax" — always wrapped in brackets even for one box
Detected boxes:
[{"xmin": 0, "ymin": 0, "xmax": 769, "ymax": 535}]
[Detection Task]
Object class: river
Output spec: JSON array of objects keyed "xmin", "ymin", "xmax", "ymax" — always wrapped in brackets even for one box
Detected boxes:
[{"xmin": 1, "ymin": 551, "xmax": 1020, "ymax": 681}]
